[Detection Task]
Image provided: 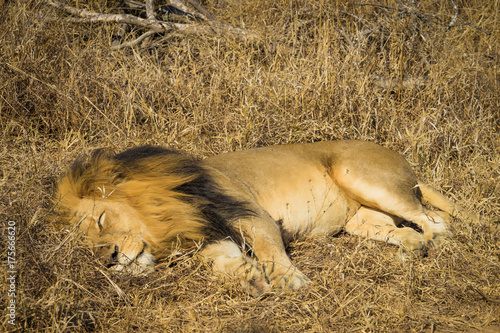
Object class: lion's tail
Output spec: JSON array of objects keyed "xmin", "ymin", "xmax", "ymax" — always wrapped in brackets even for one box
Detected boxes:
[{"xmin": 418, "ymin": 184, "xmax": 478, "ymax": 223}]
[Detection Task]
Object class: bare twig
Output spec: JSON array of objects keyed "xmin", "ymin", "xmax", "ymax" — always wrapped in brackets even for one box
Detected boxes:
[
  {"xmin": 449, "ymin": 21, "xmax": 491, "ymax": 35},
  {"xmin": 98, "ymin": 269, "xmax": 130, "ymax": 302},
  {"xmin": 112, "ymin": 30, "xmax": 157, "ymax": 50},
  {"xmin": 169, "ymin": 0, "xmax": 207, "ymax": 21},
  {"xmin": 123, "ymin": 0, "xmax": 147, "ymax": 10},
  {"xmin": 185, "ymin": 0, "xmax": 217, "ymax": 20},
  {"xmin": 146, "ymin": 0, "xmax": 155, "ymax": 20},
  {"xmin": 448, "ymin": 0, "xmax": 458, "ymax": 27}
]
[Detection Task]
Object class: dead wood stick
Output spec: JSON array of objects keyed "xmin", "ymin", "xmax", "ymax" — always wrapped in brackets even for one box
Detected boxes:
[
  {"xmin": 46, "ymin": 0, "xmax": 176, "ymax": 32},
  {"xmin": 169, "ymin": 0, "xmax": 207, "ymax": 21},
  {"xmin": 146, "ymin": 0, "xmax": 155, "ymax": 20},
  {"xmin": 185, "ymin": 0, "xmax": 216, "ymax": 21},
  {"xmin": 112, "ymin": 30, "xmax": 156, "ymax": 50}
]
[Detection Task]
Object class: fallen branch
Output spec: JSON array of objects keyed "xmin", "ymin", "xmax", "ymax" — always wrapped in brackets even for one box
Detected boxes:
[
  {"xmin": 170, "ymin": 0, "xmax": 207, "ymax": 21},
  {"xmin": 186, "ymin": 0, "xmax": 216, "ymax": 20},
  {"xmin": 46, "ymin": 0, "xmax": 177, "ymax": 32},
  {"xmin": 45, "ymin": 0, "xmax": 259, "ymax": 49},
  {"xmin": 146, "ymin": 0, "xmax": 155, "ymax": 20}
]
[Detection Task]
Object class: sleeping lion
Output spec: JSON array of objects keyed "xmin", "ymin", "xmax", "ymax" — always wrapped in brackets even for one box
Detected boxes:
[{"xmin": 55, "ymin": 141, "xmax": 475, "ymax": 295}]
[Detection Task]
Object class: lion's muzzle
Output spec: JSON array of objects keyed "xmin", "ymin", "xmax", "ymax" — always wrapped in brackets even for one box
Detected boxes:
[{"xmin": 97, "ymin": 236, "xmax": 156, "ymax": 275}]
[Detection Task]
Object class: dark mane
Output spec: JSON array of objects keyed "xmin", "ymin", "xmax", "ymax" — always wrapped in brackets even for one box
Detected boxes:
[{"xmin": 113, "ymin": 146, "xmax": 254, "ymax": 246}]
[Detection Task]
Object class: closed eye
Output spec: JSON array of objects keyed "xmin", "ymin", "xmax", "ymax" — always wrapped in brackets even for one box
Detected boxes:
[{"xmin": 97, "ymin": 211, "xmax": 106, "ymax": 230}]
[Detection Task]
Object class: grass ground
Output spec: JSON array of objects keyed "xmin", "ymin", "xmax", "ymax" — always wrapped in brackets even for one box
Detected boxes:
[{"xmin": 1, "ymin": 0, "xmax": 499, "ymax": 331}]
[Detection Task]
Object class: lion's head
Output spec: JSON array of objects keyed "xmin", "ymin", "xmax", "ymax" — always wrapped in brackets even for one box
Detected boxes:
[{"xmin": 55, "ymin": 146, "xmax": 251, "ymax": 274}]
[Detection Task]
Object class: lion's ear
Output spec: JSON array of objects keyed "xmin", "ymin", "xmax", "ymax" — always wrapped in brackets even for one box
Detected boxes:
[{"xmin": 97, "ymin": 212, "xmax": 106, "ymax": 230}]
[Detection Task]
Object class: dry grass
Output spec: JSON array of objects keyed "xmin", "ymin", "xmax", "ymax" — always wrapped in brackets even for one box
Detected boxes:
[{"xmin": 1, "ymin": 0, "xmax": 499, "ymax": 331}]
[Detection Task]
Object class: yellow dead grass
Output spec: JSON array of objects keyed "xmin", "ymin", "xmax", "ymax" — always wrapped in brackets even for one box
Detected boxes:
[{"xmin": 1, "ymin": 0, "xmax": 499, "ymax": 331}]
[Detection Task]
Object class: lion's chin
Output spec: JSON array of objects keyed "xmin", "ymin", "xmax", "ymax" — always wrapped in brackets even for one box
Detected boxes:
[{"xmin": 110, "ymin": 251, "xmax": 156, "ymax": 275}]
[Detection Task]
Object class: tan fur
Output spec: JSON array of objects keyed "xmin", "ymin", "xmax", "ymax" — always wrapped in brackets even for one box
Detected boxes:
[{"xmin": 55, "ymin": 141, "xmax": 476, "ymax": 295}]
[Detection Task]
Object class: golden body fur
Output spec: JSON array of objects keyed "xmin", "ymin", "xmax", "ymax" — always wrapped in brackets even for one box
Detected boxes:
[{"xmin": 56, "ymin": 141, "xmax": 475, "ymax": 295}]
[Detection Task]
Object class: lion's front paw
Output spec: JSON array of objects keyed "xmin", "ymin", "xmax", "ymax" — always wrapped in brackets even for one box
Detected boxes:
[
  {"xmin": 266, "ymin": 265, "xmax": 311, "ymax": 290},
  {"xmin": 245, "ymin": 270, "xmax": 272, "ymax": 297},
  {"xmin": 110, "ymin": 252, "xmax": 156, "ymax": 275}
]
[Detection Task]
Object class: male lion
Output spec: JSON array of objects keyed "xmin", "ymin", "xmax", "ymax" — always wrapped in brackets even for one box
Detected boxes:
[{"xmin": 55, "ymin": 141, "xmax": 475, "ymax": 295}]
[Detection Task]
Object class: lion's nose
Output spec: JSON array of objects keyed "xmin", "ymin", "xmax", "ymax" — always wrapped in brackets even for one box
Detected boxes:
[
  {"xmin": 106, "ymin": 245, "xmax": 120, "ymax": 268},
  {"xmin": 111, "ymin": 245, "xmax": 119, "ymax": 261}
]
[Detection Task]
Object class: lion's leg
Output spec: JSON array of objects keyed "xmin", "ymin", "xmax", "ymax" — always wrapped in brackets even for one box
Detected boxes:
[
  {"xmin": 333, "ymin": 175, "xmax": 450, "ymax": 245},
  {"xmin": 237, "ymin": 217, "xmax": 311, "ymax": 291},
  {"xmin": 199, "ymin": 240, "xmax": 270, "ymax": 296},
  {"xmin": 330, "ymin": 156, "xmax": 452, "ymax": 246},
  {"xmin": 354, "ymin": 187, "xmax": 451, "ymax": 244},
  {"xmin": 345, "ymin": 207, "xmax": 426, "ymax": 259},
  {"xmin": 363, "ymin": 196, "xmax": 450, "ymax": 246}
]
